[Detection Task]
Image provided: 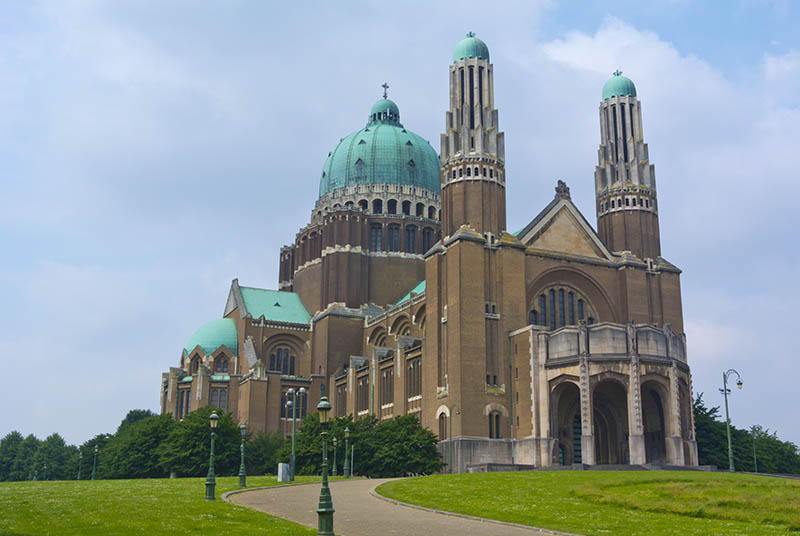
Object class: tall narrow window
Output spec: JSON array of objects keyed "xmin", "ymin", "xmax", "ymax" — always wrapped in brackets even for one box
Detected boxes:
[
  {"xmin": 529, "ymin": 310, "xmax": 537, "ymax": 325},
  {"xmin": 428, "ymin": 206, "xmax": 436, "ymax": 219},
  {"xmin": 578, "ymin": 299, "xmax": 585, "ymax": 321},
  {"xmin": 439, "ymin": 414, "xmax": 447, "ymax": 440},
  {"xmin": 539, "ymin": 294, "xmax": 547, "ymax": 327},
  {"xmin": 371, "ymin": 225, "xmax": 382, "ymax": 251},
  {"xmin": 558, "ymin": 289, "xmax": 566, "ymax": 328},
  {"xmin": 405, "ymin": 227, "xmax": 416, "ymax": 253},
  {"xmin": 621, "ymin": 103, "xmax": 629, "ymax": 162},
  {"xmin": 372, "ymin": 199, "xmax": 382, "ymax": 214},
  {"xmin": 549, "ymin": 289, "xmax": 556, "ymax": 330},
  {"xmin": 422, "ymin": 228, "xmax": 432, "ymax": 252},
  {"xmin": 568, "ymin": 291, "xmax": 575, "ymax": 325},
  {"xmin": 416, "ymin": 202, "xmax": 424, "ymax": 216},
  {"xmin": 387, "ymin": 199, "xmax": 397, "ymax": 214},
  {"xmin": 468, "ymin": 66, "xmax": 475, "ymax": 129},
  {"xmin": 289, "ymin": 355, "xmax": 295, "ymax": 376},
  {"xmin": 219, "ymin": 389, "xmax": 228, "ymax": 411},
  {"xmin": 387, "ymin": 226, "xmax": 400, "ymax": 252},
  {"xmin": 402, "ymin": 201, "xmax": 411, "ymax": 215}
]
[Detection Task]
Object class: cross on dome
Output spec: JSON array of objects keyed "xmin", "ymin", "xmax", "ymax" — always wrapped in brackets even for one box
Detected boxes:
[
  {"xmin": 382, "ymin": 82, "xmax": 389, "ymax": 99},
  {"xmin": 466, "ymin": 31, "xmax": 476, "ymax": 38},
  {"xmin": 613, "ymin": 69, "xmax": 623, "ymax": 76}
]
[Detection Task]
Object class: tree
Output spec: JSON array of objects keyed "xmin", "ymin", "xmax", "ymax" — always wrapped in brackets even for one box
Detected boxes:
[
  {"xmin": 157, "ymin": 407, "xmax": 241, "ymax": 477},
  {"xmin": 279, "ymin": 413, "xmax": 442, "ymax": 477},
  {"xmin": 13, "ymin": 434, "xmax": 41, "ymax": 481},
  {"xmin": 116, "ymin": 409, "xmax": 155, "ymax": 434},
  {"xmin": 694, "ymin": 393, "xmax": 800, "ymax": 474},
  {"xmin": 101, "ymin": 414, "xmax": 174, "ymax": 479},
  {"xmin": 247, "ymin": 431, "xmax": 284, "ymax": 475},
  {"xmin": 31, "ymin": 434, "xmax": 74, "ymax": 481},
  {"xmin": 0, "ymin": 431, "xmax": 24, "ymax": 481}
]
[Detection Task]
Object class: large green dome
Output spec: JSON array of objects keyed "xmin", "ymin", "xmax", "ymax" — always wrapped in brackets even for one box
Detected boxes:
[
  {"xmin": 184, "ymin": 318, "xmax": 238, "ymax": 356},
  {"xmin": 453, "ymin": 32, "xmax": 490, "ymax": 63},
  {"xmin": 602, "ymin": 70, "xmax": 637, "ymax": 100},
  {"xmin": 318, "ymin": 98, "xmax": 440, "ymax": 198}
]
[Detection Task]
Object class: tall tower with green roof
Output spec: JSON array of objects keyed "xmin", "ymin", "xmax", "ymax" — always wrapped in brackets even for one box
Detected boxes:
[
  {"xmin": 439, "ymin": 32, "xmax": 506, "ymax": 237},
  {"xmin": 595, "ymin": 70, "xmax": 661, "ymax": 260}
]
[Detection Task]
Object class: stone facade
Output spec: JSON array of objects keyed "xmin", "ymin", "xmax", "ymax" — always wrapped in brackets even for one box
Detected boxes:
[{"xmin": 159, "ymin": 33, "xmax": 697, "ymax": 470}]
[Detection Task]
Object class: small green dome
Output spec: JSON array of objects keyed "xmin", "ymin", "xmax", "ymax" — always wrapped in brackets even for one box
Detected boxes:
[
  {"xmin": 318, "ymin": 98, "xmax": 440, "ymax": 198},
  {"xmin": 370, "ymin": 98, "xmax": 400, "ymax": 123},
  {"xmin": 602, "ymin": 70, "xmax": 637, "ymax": 100},
  {"xmin": 453, "ymin": 32, "xmax": 490, "ymax": 63},
  {"xmin": 185, "ymin": 318, "xmax": 238, "ymax": 356}
]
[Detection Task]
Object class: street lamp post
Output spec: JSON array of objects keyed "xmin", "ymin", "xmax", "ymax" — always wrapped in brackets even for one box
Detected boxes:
[
  {"xmin": 77, "ymin": 451, "xmax": 82, "ymax": 481},
  {"xmin": 205, "ymin": 412, "xmax": 219, "ymax": 500},
  {"xmin": 91, "ymin": 445, "xmax": 98, "ymax": 480},
  {"xmin": 287, "ymin": 387, "xmax": 307, "ymax": 482},
  {"xmin": 720, "ymin": 369, "xmax": 743, "ymax": 473},
  {"xmin": 751, "ymin": 426, "xmax": 758, "ymax": 473},
  {"xmin": 332, "ymin": 437, "xmax": 338, "ymax": 477},
  {"xmin": 316, "ymin": 387, "xmax": 334, "ymax": 536},
  {"xmin": 238, "ymin": 423, "xmax": 247, "ymax": 488},
  {"xmin": 343, "ymin": 427, "xmax": 350, "ymax": 478}
]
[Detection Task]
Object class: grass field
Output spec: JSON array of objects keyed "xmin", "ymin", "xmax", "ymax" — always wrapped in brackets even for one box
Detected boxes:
[
  {"xmin": 377, "ymin": 471, "xmax": 800, "ymax": 535},
  {"xmin": 0, "ymin": 476, "xmax": 319, "ymax": 536}
]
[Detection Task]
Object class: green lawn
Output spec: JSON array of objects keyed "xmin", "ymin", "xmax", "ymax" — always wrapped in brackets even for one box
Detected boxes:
[
  {"xmin": 376, "ymin": 471, "xmax": 800, "ymax": 535},
  {"xmin": 0, "ymin": 476, "xmax": 319, "ymax": 535}
]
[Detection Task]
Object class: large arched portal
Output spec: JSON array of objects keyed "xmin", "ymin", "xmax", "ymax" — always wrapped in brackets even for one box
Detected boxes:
[
  {"xmin": 593, "ymin": 380, "xmax": 629, "ymax": 464},
  {"xmin": 551, "ymin": 381, "xmax": 581, "ymax": 465},
  {"xmin": 641, "ymin": 381, "xmax": 667, "ymax": 463}
]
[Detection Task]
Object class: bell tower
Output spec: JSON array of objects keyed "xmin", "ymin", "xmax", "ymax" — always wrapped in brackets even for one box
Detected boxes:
[
  {"xmin": 440, "ymin": 32, "xmax": 506, "ymax": 237},
  {"xmin": 595, "ymin": 71, "xmax": 661, "ymax": 260}
]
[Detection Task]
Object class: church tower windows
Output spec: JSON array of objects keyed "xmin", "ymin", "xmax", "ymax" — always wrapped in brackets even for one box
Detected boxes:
[{"xmin": 530, "ymin": 287, "xmax": 597, "ymax": 330}]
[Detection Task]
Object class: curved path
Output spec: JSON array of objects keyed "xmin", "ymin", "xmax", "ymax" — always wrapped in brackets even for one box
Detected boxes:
[{"xmin": 227, "ymin": 478, "xmax": 567, "ymax": 535}]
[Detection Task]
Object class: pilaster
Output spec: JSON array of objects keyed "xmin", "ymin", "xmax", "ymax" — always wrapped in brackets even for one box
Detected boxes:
[{"xmin": 626, "ymin": 323, "xmax": 646, "ymax": 464}]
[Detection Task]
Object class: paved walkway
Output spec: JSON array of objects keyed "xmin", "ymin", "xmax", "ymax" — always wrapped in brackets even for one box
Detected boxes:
[{"xmin": 227, "ymin": 478, "xmax": 563, "ymax": 536}]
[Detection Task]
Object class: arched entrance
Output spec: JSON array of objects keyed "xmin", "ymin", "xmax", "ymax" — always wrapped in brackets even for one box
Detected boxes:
[
  {"xmin": 551, "ymin": 381, "xmax": 581, "ymax": 465},
  {"xmin": 641, "ymin": 380, "xmax": 667, "ymax": 463},
  {"xmin": 593, "ymin": 380, "xmax": 629, "ymax": 464}
]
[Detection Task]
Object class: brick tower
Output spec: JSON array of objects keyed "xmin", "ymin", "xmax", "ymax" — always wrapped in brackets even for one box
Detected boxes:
[{"xmin": 595, "ymin": 71, "xmax": 661, "ymax": 261}]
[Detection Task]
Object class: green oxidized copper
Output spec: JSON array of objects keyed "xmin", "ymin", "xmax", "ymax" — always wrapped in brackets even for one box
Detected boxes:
[
  {"xmin": 602, "ymin": 70, "xmax": 637, "ymax": 100},
  {"xmin": 185, "ymin": 318, "xmax": 238, "ymax": 356},
  {"xmin": 453, "ymin": 31, "xmax": 490, "ymax": 62},
  {"xmin": 318, "ymin": 96, "xmax": 440, "ymax": 198}
]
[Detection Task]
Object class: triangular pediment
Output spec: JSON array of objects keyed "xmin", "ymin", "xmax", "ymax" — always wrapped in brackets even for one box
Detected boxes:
[{"xmin": 518, "ymin": 198, "xmax": 614, "ymax": 261}]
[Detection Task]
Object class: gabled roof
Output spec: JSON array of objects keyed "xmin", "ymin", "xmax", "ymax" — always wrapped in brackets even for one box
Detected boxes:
[
  {"xmin": 395, "ymin": 280, "xmax": 426, "ymax": 305},
  {"xmin": 517, "ymin": 180, "xmax": 614, "ymax": 261},
  {"xmin": 224, "ymin": 279, "xmax": 311, "ymax": 325}
]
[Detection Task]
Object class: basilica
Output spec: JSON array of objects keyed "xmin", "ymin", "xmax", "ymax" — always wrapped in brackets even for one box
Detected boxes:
[{"xmin": 160, "ymin": 33, "xmax": 698, "ymax": 469}]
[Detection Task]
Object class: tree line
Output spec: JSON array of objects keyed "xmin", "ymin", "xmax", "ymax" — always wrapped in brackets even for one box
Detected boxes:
[
  {"xmin": 694, "ymin": 393, "xmax": 800, "ymax": 474},
  {"xmin": 0, "ymin": 407, "xmax": 442, "ymax": 481}
]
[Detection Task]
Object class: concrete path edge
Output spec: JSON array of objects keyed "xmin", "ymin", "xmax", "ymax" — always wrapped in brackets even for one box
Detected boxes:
[
  {"xmin": 221, "ymin": 480, "xmax": 319, "ymax": 503},
  {"xmin": 369, "ymin": 480, "xmax": 577, "ymax": 536}
]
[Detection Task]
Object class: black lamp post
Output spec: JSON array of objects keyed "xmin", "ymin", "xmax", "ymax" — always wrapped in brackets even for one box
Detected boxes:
[
  {"xmin": 205, "ymin": 412, "xmax": 219, "ymax": 500},
  {"xmin": 332, "ymin": 437, "xmax": 338, "ymax": 477},
  {"xmin": 91, "ymin": 445, "xmax": 98, "ymax": 480},
  {"xmin": 238, "ymin": 423, "xmax": 247, "ymax": 488},
  {"xmin": 316, "ymin": 387, "xmax": 334, "ymax": 536},
  {"xmin": 720, "ymin": 369, "xmax": 743, "ymax": 472},
  {"xmin": 343, "ymin": 427, "xmax": 350, "ymax": 478}
]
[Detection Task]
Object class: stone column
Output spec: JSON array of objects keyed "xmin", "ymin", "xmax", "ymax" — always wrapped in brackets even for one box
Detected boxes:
[
  {"xmin": 667, "ymin": 361, "xmax": 685, "ymax": 465},
  {"xmin": 535, "ymin": 332, "xmax": 552, "ymax": 466},
  {"xmin": 578, "ymin": 352, "xmax": 595, "ymax": 465},
  {"xmin": 627, "ymin": 324, "xmax": 646, "ymax": 465},
  {"xmin": 686, "ymin": 371, "xmax": 699, "ymax": 466}
]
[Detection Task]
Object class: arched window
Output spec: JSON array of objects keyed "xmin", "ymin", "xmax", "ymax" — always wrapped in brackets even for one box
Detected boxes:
[
  {"xmin": 428, "ymin": 206, "xmax": 435, "ymax": 219},
  {"xmin": 373, "ymin": 199, "xmax": 383, "ymax": 214},
  {"xmin": 358, "ymin": 199, "xmax": 368, "ymax": 211},
  {"xmin": 549, "ymin": 289, "xmax": 556, "ymax": 330},
  {"xmin": 532, "ymin": 287, "xmax": 595, "ymax": 330},
  {"xmin": 191, "ymin": 355, "xmax": 200, "ymax": 374},
  {"xmin": 452, "ymin": 169, "xmax": 457, "ymax": 179},
  {"xmin": 387, "ymin": 199, "xmax": 398, "ymax": 214},
  {"xmin": 439, "ymin": 413, "xmax": 448, "ymax": 440},
  {"xmin": 466, "ymin": 167, "xmax": 471, "ymax": 177},
  {"xmin": 489, "ymin": 168, "xmax": 493, "ymax": 178},
  {"xmin": 539, "ymin": 294, "xmax": 546, "ymax": 326},
  {"xmin": 529, "ymin": 310, "xmax": 537, "ymax": 325},
  {"xmin": 401, "ymin": 200, "xmax": 411, "ymax": 215},
  {"xmin": 387, "ymin": 225, "xmax": 400, "ymax": 252},
  {"xmin": 214, "ymin": 356, "xmax": 229, "ymax": 373},
  {"xmin": 474, "ymin": 167, "xmax": 479, "ymax": 176},
  {"xmin": 269, "ymin": 347, "xmax": 296, "ymax": 375},
  {"xmin": 416, "ymin": 202, "xmax": 424, "ymax": 216},
  {"xmin": 488, "ymin": 411, "xmax": 501, "ymax": 439},
  {"xmin": 458, "ymin": 168, "xmax": 463, "ymax": 177}
]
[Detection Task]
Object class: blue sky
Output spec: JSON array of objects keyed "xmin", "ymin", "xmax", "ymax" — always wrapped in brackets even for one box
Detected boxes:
[{"xmin": 1, "ymin": 0, "xmax": 798, "ymax": 448}]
